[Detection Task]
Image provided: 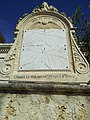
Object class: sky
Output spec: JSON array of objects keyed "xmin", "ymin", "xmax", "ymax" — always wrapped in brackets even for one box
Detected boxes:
[{"xmin": 0, "ymin": 0, "xmax": 90, "ymax": 43}]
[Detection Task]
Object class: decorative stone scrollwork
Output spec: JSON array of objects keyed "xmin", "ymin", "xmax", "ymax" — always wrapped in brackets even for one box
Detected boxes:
[
  {"xmin": 14, "ymin": 29, "xmax": 19, "ymax": 38},
  {"xmin": 60, "ymin": 12, "xmax": 67, "ymax": 17},
  {"xmin": 73, "ymin": 48, "xmax": 89, "ymax": 74},
  {"xmin": 5, "ymin": 48, "xmax": 16, "ymax": 61},
  {"xmin": 0, "ymin": 63, "xmax": 13, "ymax": 75},
  {"xmin": 38, "ymin": 20, "xmax": 49, "ymax": 25},
  {"xmin": 75, "ymin": 62, "xmax": 88, "ymax": 74},
  {"xmin": 32, "ymin": 2, "xmax": 58, "ymax": 13},
  {"xmin": 71, "ymin": 31, "xmax": 89, "ymax": 74},
  {"xmin": 68, "ymin": 17, "xmax": 73, "ymax": 24}
]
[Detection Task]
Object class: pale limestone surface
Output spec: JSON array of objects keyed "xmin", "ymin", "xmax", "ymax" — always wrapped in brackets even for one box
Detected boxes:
[{"xmin": 0, "ymin": 94, "xmax": 90, "ymax": 120}]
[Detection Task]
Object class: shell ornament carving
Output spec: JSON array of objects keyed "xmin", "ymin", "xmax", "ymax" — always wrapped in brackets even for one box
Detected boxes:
[{"xmin": 32, "ymin": 2, "xmax": 58, "ymax": 13}]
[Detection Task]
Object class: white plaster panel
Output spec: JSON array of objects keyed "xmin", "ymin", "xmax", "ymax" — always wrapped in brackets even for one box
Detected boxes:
[{"xmin": 19, "ymin": 29, "xmax": 69, "ymax": 70}]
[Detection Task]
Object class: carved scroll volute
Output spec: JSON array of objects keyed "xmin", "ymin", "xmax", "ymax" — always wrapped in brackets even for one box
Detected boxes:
[
  {"xmin": 70, "ymin": 30, "xmax": 89, "ymax": 74},
  {"xmin": 0, "ymin": 63, "xmax": 13, "ymax": 75},
  {"xmin": 0, "ymin": 30, "xmax": 19, "ymax": 75},
  {"xmin": 0, "ymin": 52, "xmax": 14, "ymax": 75}
]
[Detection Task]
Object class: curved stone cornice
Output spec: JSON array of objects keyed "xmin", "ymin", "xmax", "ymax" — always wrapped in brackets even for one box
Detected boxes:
[{"xmin": 15, "ymin": 2, "xmax": 73, "ymax": 30}]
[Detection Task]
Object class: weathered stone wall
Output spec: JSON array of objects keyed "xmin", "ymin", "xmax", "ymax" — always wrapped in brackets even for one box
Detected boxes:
[{"xmin": 0, "ymin": 94, "xmax": 90, "ymax": 120}]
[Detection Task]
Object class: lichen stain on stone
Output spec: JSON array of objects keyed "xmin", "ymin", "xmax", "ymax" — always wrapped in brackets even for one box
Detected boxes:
[
  {"xmin": 57, "ymin": 105, "xmax": 66, "ymax": 120},
  {"xmin": 78, "ymin": 105, "xmax": 87, "ymax": 120},
  {"xmin": 45, "ymin": 96, "xmax": 50, "ymax": 104},
  {"xmin": 3, "ymin": 116, "xmax": 8, "ymax": 120},
  {"xmin": 6, "ymin": 101, "xmax": 16, "ymax": 116},
  {"xmin": 86, "ymin": 96, "xmax": 90, "ymax": 102}
]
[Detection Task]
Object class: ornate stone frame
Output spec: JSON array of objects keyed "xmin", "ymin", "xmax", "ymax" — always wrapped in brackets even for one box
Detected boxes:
[{"xmin": 0, "ymin": 2, "xmax": 89, "ymax": 85}]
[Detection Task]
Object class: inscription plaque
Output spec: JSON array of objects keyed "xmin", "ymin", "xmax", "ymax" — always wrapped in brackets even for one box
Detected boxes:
[{"xmin": 19, "ymin": 29, "xmax": 69, "ymax": 70}]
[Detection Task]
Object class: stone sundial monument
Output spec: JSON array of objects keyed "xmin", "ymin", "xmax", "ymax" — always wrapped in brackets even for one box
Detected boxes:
[{"xmin": 0, "ymin": 2, "xmax": 90, "ymax": 120}]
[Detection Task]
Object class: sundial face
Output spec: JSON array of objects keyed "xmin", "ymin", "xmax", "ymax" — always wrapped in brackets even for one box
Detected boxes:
[{"xmin": 19, "ymin": 29, "xmax": 69, "ymax": 70}]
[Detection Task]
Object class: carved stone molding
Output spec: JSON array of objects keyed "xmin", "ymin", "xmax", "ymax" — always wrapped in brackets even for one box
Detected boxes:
[
  {"xmin": 0, "ymin": 44, "xmax": 12, "ymax": 54},
  {"xmin": 75, "ymin": 62, "xmax": 88, "ymax": 74},
  {"xmin": 71, "ymin": 31, "xmax": 89, "ymax": 74},
  {"xmin": 0, "ymin": 47, "xmax": 10, "ymax": 53},
  {"xmin": 0, "ymin": 63, "xmax": 13, "ymax": 75},
  {"xmin": 32, "ymin": 2, "xmax": 58, "ymax": 13},
  {"xmin": 14, "ymin": 29, "xmax": 19, "ymax": 39},
  {"xmin": 5, "ymin": 48, "xmax": 16, "ymax": 61}
]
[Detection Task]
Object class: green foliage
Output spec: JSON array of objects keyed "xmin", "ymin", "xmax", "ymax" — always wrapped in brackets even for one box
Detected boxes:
[
  {"xmin": 88, "ymin": 0, "xmax": 90, "ymax": 8},
  {"xmin": 88, "ymin": 4, "xmax": 90, "ymax": 8},
  {"xmin": 72, "ymin": 7, "xmax": 90, "ymax": 65}
]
